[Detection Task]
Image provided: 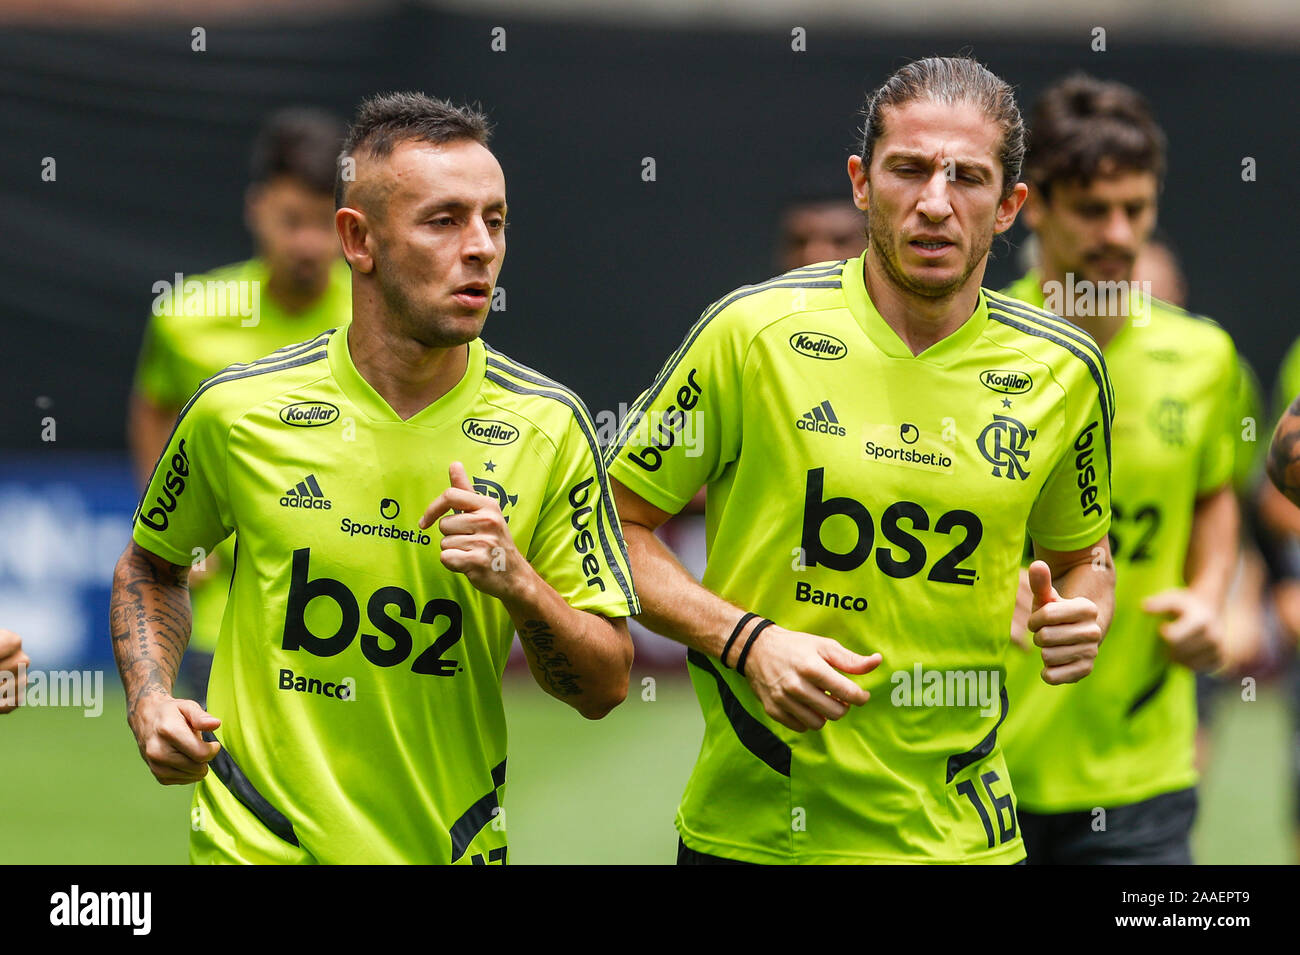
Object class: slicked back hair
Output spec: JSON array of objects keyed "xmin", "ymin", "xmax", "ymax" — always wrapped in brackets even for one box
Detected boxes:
[
  {"xmin": 1024, "ymin": 73, "xmax": 1166, "ymax": 199},
  {"xmin": 859, "ymin": 55, "xmax": 1026, "ymax": 199},
  {"xmin": 335, "ymin": 91, "xmax": 493, "ymax": 208}
]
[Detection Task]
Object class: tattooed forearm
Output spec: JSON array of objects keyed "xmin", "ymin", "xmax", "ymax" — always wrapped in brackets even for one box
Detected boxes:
[
  {"xmin": 1267, "ymin": 396, "xmax": 1300, "ymax": 505},
  {"xmin": 109, "ymin": 541, "xmax": 192, "ymax": 725},
  {"xmin": 518, "ymin": 619, "xmax": 583, "ymax": 697}
]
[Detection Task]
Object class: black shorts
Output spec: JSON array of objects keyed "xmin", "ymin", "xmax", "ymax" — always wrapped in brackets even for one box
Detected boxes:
[
  {"xmin": 676, "ymin": 838, "xmax": 1027, "ymax": 864},
  {"xmin": 1018, "ymin": 787, "xmax": 1197, "ymax": 865},
  {"xmin": 677, "ymin": 838, "xmax": 755, "ymax": 865}
]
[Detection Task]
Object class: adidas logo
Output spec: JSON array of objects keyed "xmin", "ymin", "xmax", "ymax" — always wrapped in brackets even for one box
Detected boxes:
[
  {"xmin": 280, "ymin": 474, "xmax": 332, "ymax": 510},
  {"xmin": 796, "ymin": 400, "xmax": 847, "ymax": 437}
]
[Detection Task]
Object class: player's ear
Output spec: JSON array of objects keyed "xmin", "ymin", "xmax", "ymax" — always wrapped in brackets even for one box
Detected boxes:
[
  {"xmin": 336, "ymin": 207, "xmax": 374, "ymax": 274},
  {"xmin": 1019, "ymin": 182, "xmax": 1045, "ymax": 231},
  {"xmin": 994, "ymin": 181, "xmax": 1030, "ymax": 235},
  {"xmin": 847, "ymin": 155, "xmax": 870, "ymax": 213}
]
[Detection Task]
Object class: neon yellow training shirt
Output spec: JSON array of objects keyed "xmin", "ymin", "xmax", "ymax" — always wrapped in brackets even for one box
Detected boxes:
[
  {"xmin": 132, "ymin": 325, "xmax": 639, "ymax": 863},
  {"xmin": 606, "ymin": 253, "xmax": 1113, "ymax": 863},
  {"xmin": 133, "ymin": 258, "xmax": 353, "ymax": 655},
  {"xmin": 1000, "ymin": 271, "xmax": 1237, "ymax": 813}
]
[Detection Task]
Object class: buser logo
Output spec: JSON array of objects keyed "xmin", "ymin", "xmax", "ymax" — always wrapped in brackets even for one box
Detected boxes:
[
  {"xmin": 979, "ymin": 370, "xmax": 1033, "ymax": 394},
  {"xmin": 789, "ymin": 331, "xmax": 847, "ymax": 360},
  {"xmin": 139, "ymin": 439, "xmax": 191, "ymax": 532},
  {"xmin": 567, "ymin": 477, "xmax": 607, "ymax": 592},
  {"xmin": 1073, "ymin": 421, "xmax": 1103, "ymax": 518}
]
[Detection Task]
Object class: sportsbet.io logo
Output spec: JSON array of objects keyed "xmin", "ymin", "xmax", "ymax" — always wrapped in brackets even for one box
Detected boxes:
[
  {"xmin": 462, "ymin": 418, "xmax": 520, "ymax": 446},
  {"xmin": 977, "ymin": 414, "xmax": 1036, "ymax": 480},
  {"xmin": 789, "ymin": 331, "xmax": 847, "ymax": 360},
  {"xmin": 280, "ymin": 401, "xmax": 339, "ymax": 427},
  {"xmin": 979, "ymin": 369, "xmax": 1033, "ymax": 395}
]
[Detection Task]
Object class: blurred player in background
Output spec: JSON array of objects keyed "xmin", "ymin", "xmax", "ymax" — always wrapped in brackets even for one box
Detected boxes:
[
  {"xmin": 127, "ymin": 108, "xmax": 351, "ymax": 701},
  {"xmin": 0, "ymin": 630, "xmax": 27, "ymax": 714},
  {"xmin": 609, "ymin": 56, "xmax": 1114, "ymax": 864},
  {"xmin": 111, "ymin": 92, "xmax": 637, "ymax": 863},
  {"xmin": 1133, "ymin": 231, "xmax": 1270, "ymax": 771},
  {"xmin": 1259, "ymin": 322, "xmax": 1300, "ymax": 861},
  {"xmin": 1001, "ymin": 74, "xmax": 1241, "ymax": 864},
  {"xmin": 776, "ymin": 171, "xmax": 870, "ymax": 271}
]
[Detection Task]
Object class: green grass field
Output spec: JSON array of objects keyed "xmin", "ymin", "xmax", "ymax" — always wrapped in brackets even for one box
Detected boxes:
[{"xmin": 0, "ymin": 667, "xmax": 1290, "ymax": 864}]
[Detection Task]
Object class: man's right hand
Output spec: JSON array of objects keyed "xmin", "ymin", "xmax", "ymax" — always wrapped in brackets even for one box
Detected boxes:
[
  {"xmin": 741, "ymin": 626, "xmax": 880, "ymax": 732},
  {"xmin": 129, "ymin": 694, "xmax": 222, "ymax": 785},
  {"xmin": 0, "ymin": 629, "xmax": 28, "ymax": 714}
]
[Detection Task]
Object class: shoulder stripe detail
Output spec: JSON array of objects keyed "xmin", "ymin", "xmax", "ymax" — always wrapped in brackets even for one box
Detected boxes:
[
  {"xmin": 607, "ymin": 275, "xmax": 844, "ymax": 463},
  {"xmin": 483, "ymin": 345, "xmax": 585, "ymax": 401},
  {"xmin": 213, "ymin": 328, "xmax": 337, "ymax": 378},
  {"xmin": 483, "ymin": 367, "xmax": 639, "ymax": 615},
  {"xmin": 134, "ymin": 346, "xmax": 331, "ymax": 525},
  {"xmin": 985, "ymin": 290, "xmax": 1107, "ymax": 370},
  {"xmin": 984, "ymin": 291, "xmax": 1109, "ymax": 373},
  {"xmin": 985, "ymin": 294, "xmax": 1114, "ymax": 411},
  {"xmin": 986, "ymin": 311, "xmax": 1112, "ymax": 471}
]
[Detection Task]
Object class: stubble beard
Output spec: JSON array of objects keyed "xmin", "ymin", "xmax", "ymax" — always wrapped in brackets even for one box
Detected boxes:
[{"xmin": 867, "ymin": 199, "xmax": 992, "ymax": 302}]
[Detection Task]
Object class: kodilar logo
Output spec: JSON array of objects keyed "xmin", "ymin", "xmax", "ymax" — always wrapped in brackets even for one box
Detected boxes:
[
  {"xmin": 979, "ymin": 370, "xmax": 1033, "ymax": 395},
  {"xmin": 280, "ymin": 401, "xmax": 339, "ymax": 427},
  {"xmin": 463, "ymin": 418, "xmax": 520, "ymax": 446},
  {"xmin": 789, "ymin": 331, "xmax": 847, "ymax": 360}
]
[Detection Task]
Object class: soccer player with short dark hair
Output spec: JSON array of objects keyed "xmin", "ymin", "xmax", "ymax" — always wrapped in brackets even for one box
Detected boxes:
[
  {"xmin": 111, "ymin": 92, "xmax": 638, "ymax": 864},
  {"xmin": 128, "ymin": 108, "xmax": 353, "ymax": 701},
  {"xmin": 607, "ymin": 56, "xmax": 1116, "ymax": 864},
  {"xmin": 1000, "ymin": 74, "xmax": 1241, "ymax": 864}
]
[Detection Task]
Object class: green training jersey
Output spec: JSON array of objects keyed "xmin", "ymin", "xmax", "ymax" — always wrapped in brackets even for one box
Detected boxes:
[
  {"xmin": 1000, "ymin": 271, "xmax": 1237, "ymax": 813},
  {"xmin": 134, "ymin": 258, "xmax": 353, "ymax": 655},
  {"xmin": 1233, "ymin": 358, "xmax": 1264, "ymax": 494},
  {"xmin": 131, "ymin": 324, "xmax": 638, "ymax": 864},
  {"xmin": 606, "ymin": 254, "xmax": 1113, "ymax": 863}
]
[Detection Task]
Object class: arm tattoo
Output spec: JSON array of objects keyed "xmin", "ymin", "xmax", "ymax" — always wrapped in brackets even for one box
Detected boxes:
[
  {"xmin": 109, "ymin": 541, "xmax": 191, "ymax": 724},
  {"xmin": 518, "ymin": 619, "xmax": 582, "ymax": 697},
  {"xmin": 1268, "ymin": 395, "xmax": 1300, "ymax": 505}
]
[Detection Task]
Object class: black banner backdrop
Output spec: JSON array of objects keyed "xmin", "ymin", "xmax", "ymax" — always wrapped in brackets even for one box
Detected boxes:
[{"xmin": 1, "ymin": 4, "xmax": 1295, "ymax": 450}]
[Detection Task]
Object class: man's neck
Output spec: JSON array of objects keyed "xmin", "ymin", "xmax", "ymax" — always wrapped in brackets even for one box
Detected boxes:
[
  {"xmin": 346, "ymin": 314, "xmax": 469, "ymax": 421},
  {"xmin": 264, "ymin": 270, "xmax": 330, "ymax": 315},
  {"xmin": 863, "ymin": 250, "xmax": 982, "ymax": 356},
  {"xmin": 1037, "ymin": 263, "xmax": 1127, "ymax": 351}
]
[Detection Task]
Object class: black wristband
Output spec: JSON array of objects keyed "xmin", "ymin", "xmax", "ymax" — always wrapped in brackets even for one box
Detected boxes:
[
  {"xmin": 721, "ymin": 612, "xmax": 758, "ymax": 669},
  {"xmin": 736, "ymin": 618, "xmax": 775, "ymax": 677}
]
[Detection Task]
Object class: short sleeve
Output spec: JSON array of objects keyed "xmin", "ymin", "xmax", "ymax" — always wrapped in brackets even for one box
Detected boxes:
[
  {"xmin": 526, "ymin": 404, "xmax": 640, "ymax": 618},
  {"xmin": 1196, "ymin": 338, "xmax": 1241, "ymax": 496},
  {"xmin": 1026, "ymin": 358, "xmax": 1114, "ymax": 552},
  {"xmin": 133, "ymin": 310, "xmax": 186, "ymax": 409},
  {"xmin": 605, "ymin": 300, "xmax": 747, "ymax": 513},
  {"xmin": 131, "ymin": 386, "xmax": 235, "ymax": 567}
]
